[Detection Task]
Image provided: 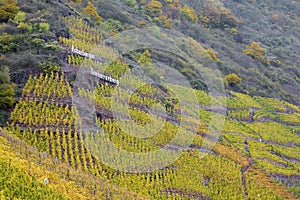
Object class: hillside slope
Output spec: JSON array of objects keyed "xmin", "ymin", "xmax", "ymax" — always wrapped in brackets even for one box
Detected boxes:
[{"xmin": 0, "ymin": 0, "xmax": 300, "ymax": 199}]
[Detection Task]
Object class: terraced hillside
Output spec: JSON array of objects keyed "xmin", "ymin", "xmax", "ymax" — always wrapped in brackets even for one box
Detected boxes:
[
  {"xmin": 0, "ymin": 0, "xmax": 300, "ymax": 199},
  {"xmin": 5, "ymin": 41, "xmax": 300, "ymax": 199}
]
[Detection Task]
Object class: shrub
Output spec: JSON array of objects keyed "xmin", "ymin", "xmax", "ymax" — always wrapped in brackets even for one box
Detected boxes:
[
  {"xmin": 206, "ymin": 48, "xmax": 218, "ymax": 61},
  {"xmin": 243, "ymin": 42, "xmax": 266, "ymax": 60},
  {"xmin": 0, "ymin": 83, "xmax": 15, "ymax": 108},
  {"xmin": 155, "ymin": 15, "xmax": 173, "ymax": 28},
  {"xmin": 180, "ymin": 5, "xmax": 198, "ymax": 22},
  {"xmin": 0, "ymin": 32, "xmax": 15, "ymax": 53},
  {"xmin": 102, "ymin": 18, "xmax": 123, "ymax": 35},
  {"xmin": 166, "ymin": 0, "xmax": 181, "ymax": 9},
  {"xmin": 39, "ymin": 22, "xmax": 50, "ymax": 32},
  {"xmin": 84, "ymin": 1, "xmax": 102, "ymax": 24},
  {"xmin": 17, "ymin": 22, "xmax": 32, "ymax": 32},
  {"xmin": 201, "ymin": 3, "xmax": 240, "ymax": 28},
  {"xmin": 139, "ymin": 20, "xmax": 147, "ymax": 26},
  {"xmin": 144, "ymin": 0, "xmax": 163, "ymax": 16},
  {"xmin": 13, "ymin": 10, "xmax": 25, "ymax": 24},
  {"xmin": 138, "ymin": 49, "xmax": 152, "ymax": 65},
  {"xmin": 0, "ymin": 66, "xmax": 15, "ymax": 109},
  {"xmin": 225, "ymin": 73, "xmax": 242, "ymax": 87},
  {"xmin": 0, "ymin": 0, "xmax": 19, "ymax": 22}
]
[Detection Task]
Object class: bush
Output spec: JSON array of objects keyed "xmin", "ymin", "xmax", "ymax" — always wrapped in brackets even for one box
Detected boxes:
[
  {"xmin": 39, "ymin": 22, "xmax": 50, "ymax": 32},
  {"xmin": 201, "ymin": 2, "xmax": 240, "ymax": 28},
  {"xmin": 243, "ymin": 42, "xmax": 266, "ymax": 60},
  {"xmin": 0, "ymin": 66, "xmax": 15, "ymax": 109},
  {"xmin": 84, "ymin": 1, "xmax": 102, "ymax": 24},
  {"xmin": 0, "ymin": 83, "xmax": 15, "ymax": 108},
  {"xmin": 102, "ymin": 18, "xmax": 123, "ymax": 34},
  {"xmin": 17, "ymin": 22, "xmax": 32, "ymax": 32},
  {"xmin": 155, "ymin": 15, "xmax": 173, "ymax": 28},
  {"xmin": 13, "ymin": 10, "xmax": 25, "ymax": 24},
  {"xmin": 0, "ymin": 0, "xmax": 19, "ymax": 22},
  {"xmin": 225, "ymin": 73, "xmax": 242, "ymax": 87},
  {"xmin": 144, "ymin": 0, "xmax": 163, "ymax": 16},
  {"xmin": 180, "ymin": 5, "xmax": 198, "ymax": 22},
  {"xmin": 206, "ymin": 48, "xmax": 218, "ymax": 61},
  {"xmin": 0, "ymin": 32, "xmax": 15, "ymax": 53}
]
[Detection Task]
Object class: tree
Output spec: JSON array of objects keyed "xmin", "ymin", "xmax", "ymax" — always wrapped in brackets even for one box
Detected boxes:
[
  {"xmin": 0, "ymin": 66, "xmax": 15, "ymax": 109},
  {"xmin": 244, "ymin": 42, "xmax": 270, "ymax": 65},
  {"xmin": 225, "ymin": 73, "xmax": 242, "ymax": 87},
  {"xmin": 0, "ymin": 0, "xmax": 19, "ymax": 22},
  {"xmin": 145, "ymin": 0, "xmax": 163, "ymax": 16},
  {"xmin": 243, "ymin": 42, "xmax": 266, "ymax": 60},
  {"xmin": 84, "ymin": 1, "xmax": 102, "ymax": 25},
  {"xmin": 180, "ymin": 5, "xmax": 198, "ymax": 22}
]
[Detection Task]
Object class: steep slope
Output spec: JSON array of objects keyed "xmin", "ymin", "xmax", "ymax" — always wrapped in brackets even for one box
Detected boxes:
[
  {"xmin": 5, "ymin": 59, "xmax": 300, "ymax": 199},
  {"xmin": 0, "ymin": 128, "xmax": 148, "ymax": 199},
  {"xmin": 0, "ymin": 0, "xmax": 300, "ymax": 199}
]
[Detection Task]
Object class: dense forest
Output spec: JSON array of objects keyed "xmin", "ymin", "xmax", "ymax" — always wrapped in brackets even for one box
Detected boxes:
[{"xmin": 0, "ymin": 0, "xmax": 299, "ymax": 199}]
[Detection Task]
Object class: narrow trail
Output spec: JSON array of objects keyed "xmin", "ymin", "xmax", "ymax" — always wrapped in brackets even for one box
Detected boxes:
[{"xmin": 241, "ymin": 137, "xmax": 253, "ymax": 199}]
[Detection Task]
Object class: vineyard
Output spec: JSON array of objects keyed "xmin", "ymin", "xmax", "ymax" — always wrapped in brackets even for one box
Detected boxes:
[
  {"xmin": 1, "ymin": 0, "xmax": 300, "ymax": 198},
  {"xmin": 4, "ymin": 53, "xmax": 300, "ymax": 199}
]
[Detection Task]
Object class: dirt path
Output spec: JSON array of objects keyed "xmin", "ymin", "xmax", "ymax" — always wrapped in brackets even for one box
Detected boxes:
[{"xmin": 241, "ymin": 137, "xmax": 253, "ymax": 199}]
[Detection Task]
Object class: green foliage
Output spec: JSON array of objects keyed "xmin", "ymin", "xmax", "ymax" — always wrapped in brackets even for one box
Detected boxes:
[
  {"xmin": 0, "ymin": 65, "xmax": 10, "ymax": 84},
  {"xmin": 243, "ymin": 42, "xmax": 268, "ymax": 62},
  {"xmin": 13, "ymin": 10, "xmax": 25, "ymax": 24},
  {"xmin": 0, "ymin": 66, "xmax": 15, "ymax": 109},
  {"xmin": 138, "ymin": 49, "xmax": 152, "ymax": 65},
  {"xmin": 206, "ymin": 48, "xmax": 218, "ymax": 61},
  {"xmin": 248, "ymin": 122, "xmax": 300, "ymax": 145},
  {"xmin": 144, "ymin": 0, "xmax": 163, "ymax": 16},
  {"xmin": 6, "ymin": 67, "xmax": 300, "ymax": 199},
  {"xmin": 39, "ymin": 22, "xmax": 50, "ymax": 32},
  {"xmin": 0, "ymin": 32, "xmax": 15, "ymax": 53},
  {"xmin": 154, "ymin": 15, "xmax": 173, "ymax": 28},
  {"xmin": 0, "ymin": 83, "xmax": 14, "ymax": 108},
  {"xmin": 200, "ymin": 0, "xmax": 240, "ymax": 28},
  {"xmin": 0, "ymin": 162, "xmax": 65, "ymax": 199},
  {"xmin": 60, "ymin": 16, "xmax": 102, "ymax": 52},
  {"xmin": 245, "ymin": 168, "xmax": 293, "ymax": 199},
  {"xmin": 84, "ymin": 1, "xmax": 102, "ymax": 25},
  {"xmin": 180, "ymin": 5, "xmax": 198, "ymax": 22},
  {"xmin": 137, "ymin": 50, "xmax": 162, "ymax": 81},
  {"xmin": 0, "ymin": 0, "xmax": 19, "ymax": 22},
  {"xmin": 17, "ymin": 22, "xmax": 32, "ymax": 31},
  {"xmin": 123, "ymin": 0, "xmax": 136, "ymax": 7},
  {"xmin": 21, "ymin": 73, "xmax": 72, "ymax": 100},
  {"xmin": 39, "ymin": 62, "xmax": 61, "ymax": 74},
  {"xmin": 225, "ymin": 73, "xmax": 242, "ymax": 87},
  {"xmin": 230, "ymin": 91, "xmax": 261, "ymax": 109},
  {"xmin": 102, "ymin": 18, "xmax": 123, "ymax": 35},
  {"xmin": 2, "ymin": 1, "xmax": 300, "ymax": 199},
  {"xmin": 104, "ymin": 60, "xmax": 130, "ymax": 79}
]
